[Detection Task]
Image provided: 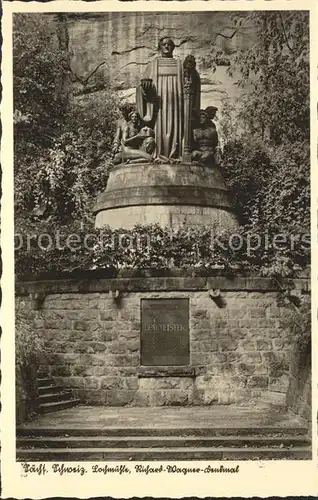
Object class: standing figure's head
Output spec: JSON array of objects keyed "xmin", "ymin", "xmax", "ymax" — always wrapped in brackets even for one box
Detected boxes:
[{"xmin": 158, "ymin": 37, "xmax": 175, "ymax": 58}]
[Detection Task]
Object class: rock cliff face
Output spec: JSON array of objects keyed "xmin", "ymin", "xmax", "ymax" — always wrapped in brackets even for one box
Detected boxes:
[{"xmin": 67, "ymin": 12, "xmax": 255, "ymax": 111}]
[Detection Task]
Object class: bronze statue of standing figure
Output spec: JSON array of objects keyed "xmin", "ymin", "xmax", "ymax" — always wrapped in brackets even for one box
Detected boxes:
[{"xmin": 136, "ymin": 37, "xmax": 200, "ymax": 161}]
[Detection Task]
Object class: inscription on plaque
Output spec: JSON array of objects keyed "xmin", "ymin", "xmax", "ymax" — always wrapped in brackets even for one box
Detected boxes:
[{"xmin": 141, "ymin": 298, "xmax": 189, "ymax": 366}]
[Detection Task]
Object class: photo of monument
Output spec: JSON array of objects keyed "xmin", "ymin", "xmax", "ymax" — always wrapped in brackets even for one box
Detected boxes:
[{"xmin": 14, "ymin": 11, "xmax": 311, "ymax": 461}]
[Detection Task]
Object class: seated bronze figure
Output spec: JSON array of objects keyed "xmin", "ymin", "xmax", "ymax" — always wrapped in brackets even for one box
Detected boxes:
[
  {"xmin": 192, "ymin": 108, "xmax": 219, "ymax": 166},
  {"xmin": 112, "ymin": 109, "xmax": 156, "ymax": 165}
]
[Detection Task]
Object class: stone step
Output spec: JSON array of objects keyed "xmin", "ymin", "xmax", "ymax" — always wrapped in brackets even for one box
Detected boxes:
[
  {"xmin": 17, "ymin": 435, "xmax": 311, "ymax": 449},
  {"xmin": 38, "ymin": 385, "xmax": 65, "ymax": 395},
  {"xmin": 37, "ymin": 378, "xmax": 55, "ymax": 387},
  {"xmin": 17, "ymin": 426, "xmax": 309, "ymax": 438},
  {"xmin": 16, "ymin": 446, "xmax": 312, "ymax": 461},
  {"xmin": 39, "ymin": 399, "xmax": 80, "ymax": 414},
  {"xmin": 39, "ymin": 392, "xmax": 73, "ymax": 404}
]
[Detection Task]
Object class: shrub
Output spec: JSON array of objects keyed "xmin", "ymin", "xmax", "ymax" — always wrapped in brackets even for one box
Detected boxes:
[
  {"xmin": 15, "ymin": 221, "xmax": 309, "ymax": 280},
  {"xmin": 16, "ymin": 308, "xmax": 46, "ymax": 421},
  {"xmin": 221, "ymin": 139, "xmax": 310, "ymax": 232}
]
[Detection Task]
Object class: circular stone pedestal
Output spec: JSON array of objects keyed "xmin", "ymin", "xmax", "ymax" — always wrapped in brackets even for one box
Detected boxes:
[{"xmin": 93, "ymin": 162, "xmax": 238, "ymax": 230}]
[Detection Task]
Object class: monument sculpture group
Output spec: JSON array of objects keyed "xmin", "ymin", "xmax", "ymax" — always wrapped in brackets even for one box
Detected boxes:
[
  {"xmin": 94, "ymin": 37, "xmax": 237, "ymax": 229},
  {"xmin": 112, "ymin": 37, "xmax": 218, "ymax": 165}
]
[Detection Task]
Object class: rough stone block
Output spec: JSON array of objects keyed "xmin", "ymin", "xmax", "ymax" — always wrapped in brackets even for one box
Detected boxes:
[
  {"xmin": 75, "ymin": 309, "xmax": 98, "ymax": 320},
  {"xmin": 239, "ymin": 339, "xmax": 256, "ymax": 351},
  {"xmin": 237, "ymin": 363, "xmax": 256, "ymax": 376},
  {"xmin": 88, "ymin": 341, "xmax": 107, "ymax": 353},
  {"xmin": 68, "ymin": 331, "xmax": 86, "ymax": 342},
  {"xmin": 73, "ymin": 320, "xmax": 89, "ymax": 331},
  {"xmin": 150, "ymin": 390, "xmax": 190, "ymax": 406},
  {"xmin": 44, "ymin": 319, "xmax": 72, "ymax": 330},
  {"xmin": 228, "ymin": 308, "xmax": 248, "ymax": 320},
  {"xmin": 192, "ymin": 309, "xmax": 209, "ymax": 319},
  {"xmin": 298, "ymin": 403, "xmax": 311, "ymax": 420},
  {"xmin": 122, "ymin": 377, "xmax": 138, "ymax": 390},
  {"xmin": 100, "ymin": 310, "xmax": 118, "ymax": 321},
  {"xmin": 191, "ymin": 353, "xmax": 211, "ymax": 365},
  {"xmin": 257, "ymin": 318, "xmax": 277, "ymax": 329},
  {"xmin": 63, "ymin": 376, "xmax": 86, "ymax": 388},
  {"xmin": 109, "ymin": 341, "xmax": 139, "ymax": 355},
  {"xmin": 70, "ymin": 300, "xmax": 90, "ymax": 310},
  {"xmin": 269, "ymin": 373, "xmax": 290, "ymax": 393},
  {"xmin": 225, "ymin": 352, "xmax": 239, "ymax": 363},
  {"xmin": 266, "ymin": 307, "xmax": 281, "ymax": 318},
  {"xmin": 254, "ymin": 364, "xmax": 269, "ymax": 375},
  {"xmin": 218, "ymin": 391, "xmax": 236, "ymax": 405},
  {"xmin": 100, "ymin": 377, "xmax": 122, "ymax": 390},
  {"xmin": 91, "ymin": 354, "xmax": 108, "ymax": 366},
  {"xmin": 261, "ymin": 351, "xmax": 276, "ymax": 363},
  {"xmin": 250, "ymin": 308, "xmax": 265, "ymax": 319},
  {"xmin": 88, "ymin": 390, "xmax": 107, "ymax": 405},
  {"xmin": 192, "ymin": 388, "xmax": 205, "ymax": 405},
  {"xmin": 272, "ymin": 338, "xmax": 285, "ymax": 350},
  {"xmin": 255, "ymin": 338, "xmax": 272, "ymax": 350},
  {"xmin": 34, "ymin": 318, "xmax": 45, "ymax": 329},
  {"xmin": 191, "ymin": 318, "xmax": 212, "ymax": 330},
  {"xmin": 84, "ymin": 377, "xmax": 100, "ymax": 389},
  {"xmin": 220, "ymin": 362, "xmax": 236, "ymax": 376},
  {"xmin": 211, "ymin": 352, "xmax": 227, "ymax": 363},
  {"xmin": 51, "ymin": 364, "xmax": 72, "ymax": 377},
  {"xmin": 71, "ymin": 364, "xmax": 91, "ymax": 377},
  {"xmin": 247, "ymin": 375, "xmax": 269, "ymax": 389},
  {"xmin": 234, "ymin": 388, "xmax": 251, "ymax": 402},
  {"xmin": 192, "ymin": 340, "xmax": 218, "ymax": 353},
  {"xmin": 218, "ymin": 337, "xmax": 238, "ymax": 352},
  {"xmin": 195, "ymin": 375, "xmax": 211, "ymax": 390},
  {"xmin": 229, "ymin": 375, "xmax": 247, "ymax": 389},
  {"xmin": 119, "ymin": 308, "xmax": 139, "ymax": 321},
  {"xmin": 191, "ymin": 329, "xmax": 213, "ymax": 341},
  {"xmin": 91, "ymin": 366, "xmax": 114, "ymax": 377},
  {"xmin": 262, "ymin": 390, "xmax": 287, "ymax": 406},
  {"xmin": 241, "ymin": 352, "xmax": 262, "ymax": 364},
  {"xmin": 107, "ymin": 353, "xmax": 140, "ymax": 367},
  {"xmin": 133, "ymin": 391, "xmax": 151, "ymax": 406},
  {"xmin": 104, "ymin": 390, "xmax": 136, "ymax": 406}
]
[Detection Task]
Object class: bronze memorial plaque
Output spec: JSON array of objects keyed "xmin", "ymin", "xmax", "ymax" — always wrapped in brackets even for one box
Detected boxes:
[{"xmin": 141, "ymin": 298, "xmax": 190, "ymax": 366}]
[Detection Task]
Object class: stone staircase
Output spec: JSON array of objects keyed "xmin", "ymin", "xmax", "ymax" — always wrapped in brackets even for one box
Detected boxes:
[
  {"xmin": 16, "ymin": 424, "xmax": 311, "ymax": 461},
  {"xmin": 37, "ymin": 377, "xmax": 80, "ymax": 414}
]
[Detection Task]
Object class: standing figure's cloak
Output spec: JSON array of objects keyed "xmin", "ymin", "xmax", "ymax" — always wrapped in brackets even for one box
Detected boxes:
[{"xmin": 136, "ymin": 57, "xmax": 185, "ymax": 160}]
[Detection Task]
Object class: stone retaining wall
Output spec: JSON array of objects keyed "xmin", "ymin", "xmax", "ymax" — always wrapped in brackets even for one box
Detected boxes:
[
  {"xmin": 16, "ymin": 275, "xmax": 310, "ymax": 407},
  {"xmin": 286, "ymin": 347, "xmax": 311, "ymax": 424}
]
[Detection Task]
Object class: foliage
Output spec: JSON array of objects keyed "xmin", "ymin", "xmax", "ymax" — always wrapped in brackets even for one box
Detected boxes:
[
  {"xmin": 15, "ymin": 308, "xmax": 45, "ymax": 369},
  {"xmin": 292, "ymin": 302, "xmax": 311, "ymax": 358},
  {"xmin": 13, "ymin": 14, "xmax": 69, "ymax": 149},
  {"xmin": 221, "ymin": 139, "xmax": 310, "ymax": 229},
  {"xmin": 221, "ymin": 138, "xmax": 274, "ymax": 224},
  {"xmin": 14, "ymin": 14, "xmax": 120, "ymax": 224},
  {"xmin": 16, "ymin": 93, "xmax": 119, "ymax": 224},
  {"xmin": 15, "ymin": 220, "xmax": 309, "ymax": 280},
  {"xmin": 229, "ymin": 11, "xmax": 309, "ymax": 143}
]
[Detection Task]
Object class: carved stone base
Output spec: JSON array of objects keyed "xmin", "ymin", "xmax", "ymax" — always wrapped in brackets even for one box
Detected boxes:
[{"xmin": 93, "ymin": 162, "xmax": 239, "ymax": 230}]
